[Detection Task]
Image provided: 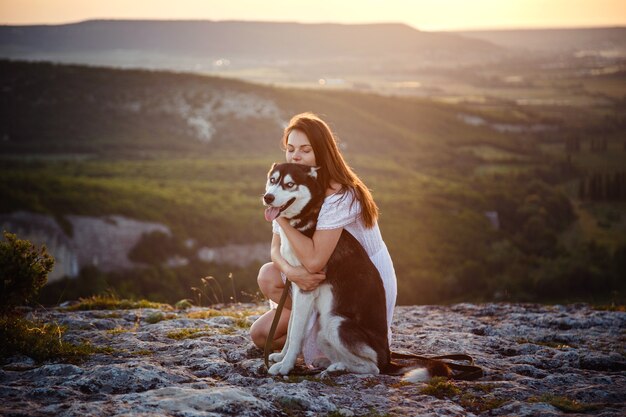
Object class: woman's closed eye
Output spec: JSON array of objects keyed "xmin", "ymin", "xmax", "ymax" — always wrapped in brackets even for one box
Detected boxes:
[{"xmin": 288, "ymin": 146, "xmax": 311, "ymax": 153}]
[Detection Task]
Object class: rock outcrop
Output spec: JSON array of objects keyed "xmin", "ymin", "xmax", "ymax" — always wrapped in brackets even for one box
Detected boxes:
[
  {"xmin": 0, "ymin": 211, "xmax": 172, "ymax": 281},
  {"xmin": 1, "ymin": 303, "xmax": 625, "ymax": 416},
  {"xmin": 0, "ymin": 212, "xmax": 270, "ymax": 282}
]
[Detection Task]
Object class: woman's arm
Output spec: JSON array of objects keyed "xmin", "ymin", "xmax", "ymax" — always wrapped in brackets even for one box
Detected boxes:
[
  {"xmin": 275, "ymin": 217, "xmax": 343, "ymax": 273},
  {"xmin": 270, "ymin": 232, "xmax": 327, "ymax": 291}
]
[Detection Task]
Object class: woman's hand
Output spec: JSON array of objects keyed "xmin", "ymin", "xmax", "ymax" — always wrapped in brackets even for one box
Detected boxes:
[{"xmin": 285, "ymin": 265, "xmax": 326, "ymax": 291}]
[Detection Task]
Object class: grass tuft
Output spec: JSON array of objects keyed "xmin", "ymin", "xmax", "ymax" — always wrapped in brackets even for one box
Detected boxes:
[
  {"xmin": 106, "ymin": 326, "xmax": 131, "ymax": 334},
  {"xmin": 459, "ymin": 392, "xmax": 507, "ymax": 413},
  {"xmin": 532, "ymin": 394, "xmax": 603, "ymax": 413},
  {"xmin": 233, "ymin": 317, "xmax": 251, "ymax": 329},
  {"xmin": 65, "ymin": 294, "xmax": 171, "ymax": 311},
  {"xmin": 593, "ymin": 304, "xmax": 625, "ymax": 312},
  {"xmin": 186, "ymin": 308, "xmax": 264, "ymax": 320},
  {"xmin": 389, "ymin": 380, "xmax": 411, "ymax": 388},
  {"xmin": 186, "ymin": 309, "xmax": 223, "ymax": 319},
  {"xmin": 166, "ymin": 327, "xmax": 210, "ymax": 340},
  {"xmin": 420, "ymin": 376, "xmax": 461, "ymax": 399},
  {"xmin": 0, "ymin": 315, "xmax": 109, "ymax": 362}
]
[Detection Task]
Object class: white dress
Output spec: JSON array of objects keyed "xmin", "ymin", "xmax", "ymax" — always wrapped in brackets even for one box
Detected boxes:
[{"xmin": 271, "ymin": 189, "xmax": 398, "ymax": 366}]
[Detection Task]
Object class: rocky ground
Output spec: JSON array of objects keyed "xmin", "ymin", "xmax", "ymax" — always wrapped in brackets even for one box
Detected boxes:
[{"xmin": 1, "ymin": 303, "xmax": 625, "ymax": 416}]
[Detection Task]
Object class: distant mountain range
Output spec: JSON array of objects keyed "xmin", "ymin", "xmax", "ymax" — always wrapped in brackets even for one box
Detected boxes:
[
  {"xmin": 0, "ymin": 20, "xmax": 498, "ymax": 62},
  {"xmin": 2, "ymin": 20, "xmax": 623, "ymax": 89},
  {"xmin": 453, "ymin": 27, "xmax": 626, "ymax": 54}
]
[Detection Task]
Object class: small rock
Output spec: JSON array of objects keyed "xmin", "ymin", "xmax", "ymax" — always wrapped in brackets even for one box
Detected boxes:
[
  {"xmin": 580, "ymin": 353, "xmax": 626, "ymax": 371},
  {"xmin": 2, "ymin": 355, "xmax": 37, "ymax": 371},
  {"xmin": 189, "ymin": 358, "xmax": 233, "ymax": 378},
  {"xmin": 510, "ymin": 364, "xmax": 548, "ymax": 378},
  {"xmin": 491, "ymin": 400, "xmax": 561, "ymax": 416},
  {"xmin": 471, "ymin": 327, "xmax": 486, "ymax": 336}
]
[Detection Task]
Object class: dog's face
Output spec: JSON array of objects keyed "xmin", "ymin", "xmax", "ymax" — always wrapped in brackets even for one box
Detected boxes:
[{"xmin": 263, "ymin": 163, "xmax": 320, "ymax": 222}]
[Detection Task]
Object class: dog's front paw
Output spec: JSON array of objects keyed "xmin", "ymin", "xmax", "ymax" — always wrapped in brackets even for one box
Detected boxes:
[
  {"xmin": 268, "ymin": 352, "xmax": 284, "ymax": 363},
  {"xmin": 268, "ymin": 360, "xmax": 294, "ymax": 376}
]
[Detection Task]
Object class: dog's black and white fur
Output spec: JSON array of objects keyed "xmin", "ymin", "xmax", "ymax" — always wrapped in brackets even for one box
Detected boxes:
[{"xmin": 263, "ymin": 163, "xmax": 449, "ymax": 381}]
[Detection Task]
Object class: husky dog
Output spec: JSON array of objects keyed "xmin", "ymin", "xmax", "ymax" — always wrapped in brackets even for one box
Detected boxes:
[{"xmin": 263, "ymin": 163, "xmax": 449, "ymax": 381}]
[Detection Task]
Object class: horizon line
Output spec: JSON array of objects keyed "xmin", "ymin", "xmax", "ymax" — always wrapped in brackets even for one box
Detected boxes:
[{"xmin": 1, "ymin": 18, "xmax": 625, "ymax": 32}]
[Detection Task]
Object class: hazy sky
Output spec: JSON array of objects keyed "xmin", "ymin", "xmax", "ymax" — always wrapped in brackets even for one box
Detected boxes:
[{"xmin": 1, "ymin": 0, "xmax": 625, "ymax": 30}]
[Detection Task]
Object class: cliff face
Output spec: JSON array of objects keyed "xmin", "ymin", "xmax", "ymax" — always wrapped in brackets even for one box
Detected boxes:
[
  {"xmin": 0, "ymin": 211, "xmax": 172, "ymax": 281},
  {"xmin": 0, "ymin": 212, "xmax": 270, "ymax": 282},
  {"xmin": 1, "ymin": 303, "xmax": 625, "ymax": 416}
]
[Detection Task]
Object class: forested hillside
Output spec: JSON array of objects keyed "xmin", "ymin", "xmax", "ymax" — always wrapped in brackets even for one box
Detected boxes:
[{"xmin": 1, "ymin": 60, "xmax": 624, "ymax": 305}]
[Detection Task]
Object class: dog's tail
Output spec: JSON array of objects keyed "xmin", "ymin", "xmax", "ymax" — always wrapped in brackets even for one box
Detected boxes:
[
  {"xmin": 385, "ymin": 360, "xmax": 452, "ymax": 383},
  {"xmin": 402, "ymin": 360, "xmax": 452, "ymax": 382}
]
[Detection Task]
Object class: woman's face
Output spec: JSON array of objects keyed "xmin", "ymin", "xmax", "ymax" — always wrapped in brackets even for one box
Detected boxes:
[{"xmin": 285, "ymin": 129, "xmax": 316, "ymax": 166}]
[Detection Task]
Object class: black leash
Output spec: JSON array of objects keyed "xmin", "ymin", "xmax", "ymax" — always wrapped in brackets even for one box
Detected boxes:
[
  {"xmin": 263, "ymin": 278, "xmax": 291, "ymax": 369},
  {"xmin": 263, "ymin": 282, "xmax": 483, "ymax": 381}
]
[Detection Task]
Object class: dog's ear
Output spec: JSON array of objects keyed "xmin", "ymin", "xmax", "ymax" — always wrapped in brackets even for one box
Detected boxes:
[
  {"xmin": 308, "ymin": 166, "xmax": 320, "ymax": 179},
  {"xmin": 268, "ymin": 163, "xmax": 278, "ymax": 176}
]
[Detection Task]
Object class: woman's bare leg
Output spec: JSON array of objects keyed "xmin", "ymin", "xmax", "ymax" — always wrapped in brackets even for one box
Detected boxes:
[{"xmin": 249, "ymin": 262, "xmax": 292, "ymax": 349}]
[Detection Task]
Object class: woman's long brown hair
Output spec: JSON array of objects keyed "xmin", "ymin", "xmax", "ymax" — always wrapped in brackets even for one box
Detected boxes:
[{"xmin": 282, "ymin": 112, "xmax": 379, "ymax": 228}]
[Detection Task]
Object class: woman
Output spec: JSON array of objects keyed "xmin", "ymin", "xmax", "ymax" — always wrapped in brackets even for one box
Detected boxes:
[{"xmin": 249, "ymin": 112, "xmax": 397, "ymax": 366}]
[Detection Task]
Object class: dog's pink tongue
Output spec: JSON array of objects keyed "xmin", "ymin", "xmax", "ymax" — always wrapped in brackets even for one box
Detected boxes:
[{"xmin": 264, "ymin": 207, "xmax": 281, "ymax": 222}]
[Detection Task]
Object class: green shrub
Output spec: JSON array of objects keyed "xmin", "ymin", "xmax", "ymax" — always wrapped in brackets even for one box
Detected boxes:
[{"xmin": 0, "ymin": 231, "xmax": 54, "ymax": 312}]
